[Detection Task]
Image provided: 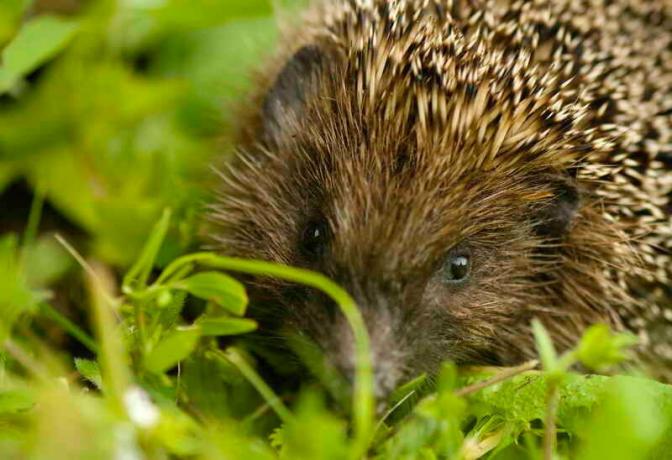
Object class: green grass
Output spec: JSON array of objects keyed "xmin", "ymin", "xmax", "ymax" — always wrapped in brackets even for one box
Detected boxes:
[{"xmin": 0, "ymin": 1, "xmax": 671, "ymax": 459}]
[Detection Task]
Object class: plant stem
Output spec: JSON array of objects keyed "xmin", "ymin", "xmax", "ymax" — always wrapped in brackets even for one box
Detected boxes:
[
  {"xmin": 122, "ymin": 208, "xmax": 171, "ymax": 291},
  {"xmin": 85, "ymin": 262, "xmax": 130, "ymax": 416},
  {"xmin": 544, "ymin": 378, "xmax": 560, "ymax": 460},
  {"xmin": 134, "ymin": 299, "xmax": 148, "ymax": 360},
  {"xmin": 39, "ymin": 303, "xmax": 99, "ymax": 354},
  {"xmin": 21, "ymin": 183, "xmax": 45, "ymax": 256}
]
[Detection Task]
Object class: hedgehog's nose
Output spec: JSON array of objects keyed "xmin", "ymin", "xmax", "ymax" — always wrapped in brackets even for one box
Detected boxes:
[
  {"xmin": 336, "ymin": 335, "xmax": 404, "ymax": 407},
  {"xmin": 339, "ymin": 358, "xmax": 402, "ymax": 412},
  {"xmin": 329, "ymin": 291, "xmax": 406, "ymax": 407}
]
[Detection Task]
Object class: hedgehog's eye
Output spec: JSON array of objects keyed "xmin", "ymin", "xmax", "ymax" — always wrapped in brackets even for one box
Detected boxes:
[
  {"xmin": 443, "ymin": 251, "xmax": 471, "ymax": 283},
  {"xmin": 300, "ymin": 219, "xmax": 329, "ymax": 259}
]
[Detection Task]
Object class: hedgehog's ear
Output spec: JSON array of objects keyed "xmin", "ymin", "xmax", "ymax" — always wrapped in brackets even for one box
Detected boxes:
[
  {"xmin": 534, "ymin": 178, "xmax": 581, "ymax": 239},
  {"xmin": 262, "ymin": 45, "xmax": 326, "ymax": 144}
]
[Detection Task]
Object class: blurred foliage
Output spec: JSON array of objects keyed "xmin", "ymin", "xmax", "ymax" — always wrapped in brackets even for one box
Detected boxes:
[
  {"xmin": 0, "ymin": 0, "xmax": 281, "ymax": 266},
  {"xmin": 0, "ymin": 1, "xmax": 671, "ymax": 460}
]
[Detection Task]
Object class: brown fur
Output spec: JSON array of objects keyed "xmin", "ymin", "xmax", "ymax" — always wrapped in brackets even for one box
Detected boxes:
[{"xmin": 210, "ymin": 0, "xmax": 672, "ymax": 392}]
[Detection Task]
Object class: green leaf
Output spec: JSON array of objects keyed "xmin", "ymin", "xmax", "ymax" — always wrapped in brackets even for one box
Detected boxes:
[
  {"xmin": 26, "ymin": 148, "xmax": 99, "ymax": 231},
  {"xmin": 0, "ymin": 16, "xmax": 78, "ymax": 93},
  {"xmin": 144, "ymin": 326, "xmax": 201, "ymax": 374},
  {"xmin": 389, "ymin": 373, "xmax": 428, "ymax": 406},
  {"xmin": 461, "ymin": 370, "xmax": 672, "ymax": 447},
  {"xmin": 75, "ymin": 358, "xmax": 103, "ymax": 389},
  {"xmin": 196, "ymin": 317, "xmax": 257, "ymax": 336},
  {"xmin": 531, "ymin": 319, "xmax": 558, "ymax": 372},
  {"xmin": 575, "ymin": 324, "xmax": 638, "ymax": 372},
  {"xmin": 269, "ymin": 426, "xmax": 285, "ymax": 451},
  {"xmin": 176, "ymin": 272, "xmax": 248, "ymax": 316},
  {"xmin": 123, "ymin": 208, "xmax": 172, "ymax": 292}
]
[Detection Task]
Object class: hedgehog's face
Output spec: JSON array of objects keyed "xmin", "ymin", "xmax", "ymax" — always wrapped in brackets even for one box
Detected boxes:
[
  {"xmin": 215, "ymin": 46, "xmax": 585, "ymax": 399},
  {"xmin": 254, "ymin": 153, "xmax": 576, "ymax": 399}
]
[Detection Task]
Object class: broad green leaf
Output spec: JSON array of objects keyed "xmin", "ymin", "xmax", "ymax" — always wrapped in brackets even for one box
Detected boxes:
[
  {"xmin": 176, "ymin": 272, "xmax": 247, "ymax": 315},
  {"xmin": 74, "ymin": 358, "xmax": 103, "ymax": 390},
  {"xmin": 196, "ymin": 317, "xmax": 257, "ymax": 336},
  {"xmin": 463, "ymin": 371, "xmax": 672, "ymax": 445},
  {"xmin": 144, "ymin": 326, "xmax": 201, "ymax": 374},
  {"xmin": 0, "ymin": 16, "xmax": 78, "ymax": 93},
  {"xmin": 2, "ymin": 16, "xmax": 78, "ymax": 73},
  {"xmin": 26, "ymin": 149, "xmax": 99, "ymax": 231}
]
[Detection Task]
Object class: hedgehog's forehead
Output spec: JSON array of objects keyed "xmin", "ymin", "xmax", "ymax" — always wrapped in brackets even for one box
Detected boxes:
[
  {"xmin": 311, "ymin": 156, "xmax": 534, "ymax": 275},
  {"xmin": 288, "ymin": 133, "xmax": 539, "ymax": 231}
]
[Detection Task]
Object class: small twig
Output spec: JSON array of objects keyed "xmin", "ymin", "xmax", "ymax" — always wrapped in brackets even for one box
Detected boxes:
[
  {"xmin": 455, "ymin": 360, "xmax": 539, "ymax": 397},
  {"xmin": 54, "ymin": 234, "xmax": 97, "ymax": 280},
  {"xmin": 55, "ymin": 234, "xmax": 120, "ymax": 319}
]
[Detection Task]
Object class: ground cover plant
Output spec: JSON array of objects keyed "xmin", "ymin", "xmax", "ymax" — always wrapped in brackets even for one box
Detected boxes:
[{"xmin": 1, "ymin": 1, "xmax": 671, "ymax": 459}]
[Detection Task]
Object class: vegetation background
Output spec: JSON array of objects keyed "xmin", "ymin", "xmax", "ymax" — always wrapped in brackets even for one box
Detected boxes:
[{"xmin": 0, "ymin": 1, "xmax": 671, "ymax": 459}]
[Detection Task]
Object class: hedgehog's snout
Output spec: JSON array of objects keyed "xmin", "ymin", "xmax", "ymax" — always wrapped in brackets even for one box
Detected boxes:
[
  {"xmin": 330, "ymin": 295, "xmax": 407, "ymax": 403},
  {"xmin": 336, "ymin": 344, "xmax": 404, "ymax": 406}
]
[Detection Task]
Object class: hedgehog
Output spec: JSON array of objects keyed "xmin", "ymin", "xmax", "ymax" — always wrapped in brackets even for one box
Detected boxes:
[{"xmin": 209, "ymin": 0, "xmax": 672, "ymax": 396}]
